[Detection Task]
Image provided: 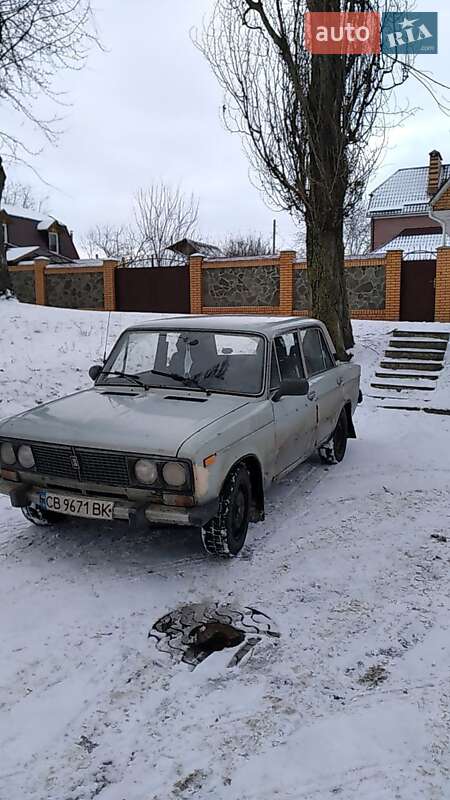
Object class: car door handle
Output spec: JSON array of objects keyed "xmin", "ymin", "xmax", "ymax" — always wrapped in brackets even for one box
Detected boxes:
[
  {"xmin": 336, "ymin": 376, "xmax": 343, "ymax": 386},
  {"xmin": 308, "ymin": 390, "xmax": 317, "ymax": 401}
]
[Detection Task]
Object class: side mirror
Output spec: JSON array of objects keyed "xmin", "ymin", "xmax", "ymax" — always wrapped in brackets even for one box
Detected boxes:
[
  {"xmin": 272, "ymin": 378, "xmax": 309, "ymax": 403},
  {"xmin": 89, "ymin": 364, "xmax": 103, "ymax": 382}
]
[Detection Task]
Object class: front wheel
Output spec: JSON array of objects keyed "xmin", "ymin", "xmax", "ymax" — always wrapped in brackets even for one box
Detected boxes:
[
  {"xmin": 201, "ymin": 464, "xmax": 251, "ymax": 557},
  {"xmin": 319, "ymin": 408, "xmax": 348, "ymax": 465},
  {"xmin": 21, "ymin": 503, "xmax": 66, "ymax": 527}
]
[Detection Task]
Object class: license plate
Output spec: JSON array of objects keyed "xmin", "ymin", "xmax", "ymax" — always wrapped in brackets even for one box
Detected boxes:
[{"xmin": 40, "ymin": 492, "xmax": 114, "ymax": 520}]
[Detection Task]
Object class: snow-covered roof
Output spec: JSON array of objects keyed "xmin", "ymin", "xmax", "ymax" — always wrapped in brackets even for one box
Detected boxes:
[
  {"xmin": 1, "ymin": 204, "xmax": 61, "ymax": 228},
  {"xmin": 368, "ymin": 165, "xmax": 450, "ymax": 216},
  {"xmin": 36, "ymin": 216, "xmax": 57, "ymax": 231},
  {"xmin": 369, "ymin": 230, "xmax": 443, "ymax": 261},
  {"xmin": 2, "ymin": 204, "xmax": 44, "ymax": 222},
  {"xmin": 167, "ymin": 238, "xmax": 222, "ymax": 258},
  {"xmin": 6, "ymin": 246, "xmax": 39, "ymax": 263}
]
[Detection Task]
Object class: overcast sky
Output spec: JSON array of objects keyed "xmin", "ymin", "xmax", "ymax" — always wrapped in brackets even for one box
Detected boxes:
[{"xmin": 5, "ymin": 0, "xmax": 450, "ymax": 254}]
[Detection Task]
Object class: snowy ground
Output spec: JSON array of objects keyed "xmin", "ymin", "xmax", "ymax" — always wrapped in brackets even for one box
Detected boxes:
[{"xmin": 1, "ymin": 299, "xmax": 450, "ymax": 800}]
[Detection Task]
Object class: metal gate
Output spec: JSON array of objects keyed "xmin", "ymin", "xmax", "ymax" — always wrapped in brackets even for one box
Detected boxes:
[
  {"xmin": 115, "ymin": 265, "xmax": 190, "ymax": 313},
  {"xmin": 400, "ymin": 257, "xmax": 436, "ymax": 322}
]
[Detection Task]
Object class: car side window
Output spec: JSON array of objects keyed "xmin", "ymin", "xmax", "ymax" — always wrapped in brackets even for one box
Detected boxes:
[
  {"xmin": 274, "ymin": 333, "xmax": 305, "ymax": 381},
  {"xmin": 270, "ymin": 344, "xmax": 281, "ymax": 389},
  {"xmin": 300, "ymin": 328, "xmax": 334, "ymax": 376},
  {"xmin": 320, "ymin": 332, "xmax": 334, "ymax": 370}
]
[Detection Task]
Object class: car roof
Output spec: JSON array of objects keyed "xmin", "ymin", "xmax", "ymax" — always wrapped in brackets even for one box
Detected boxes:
[{"xmin": 124, "ymin": 315, "xmax": 323, "ymax": 336}]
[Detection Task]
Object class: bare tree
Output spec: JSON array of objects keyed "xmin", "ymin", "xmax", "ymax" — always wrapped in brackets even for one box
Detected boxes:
[
  {"xmin": 298, "ymin": 198, "xmax": 373, "ymax": 256},
  {"xmin": 83, "ymin": 184, "xmax": 200, "ymax": 267},
  {"xmin": 0, "ymin": 0, "xmax": 98, "ymax": 294},
  {"xmin": 2, "ymin": 181, "xmax": 49, "ymax": 212},
  {"xmin": 82, "ymin": 224, "xmax": 140, "ymax": 263},
  {"xmin": 198, "ymin": 1, "xmax": 442, "ymax": 358},
  {"xmin": 134, "ymin": 183, "xmax": 199, "ymax": 267},
  {"xmin": 0, "ymin": 0, "xmax": 98, "ymax": 160},
  {"xmin": 220, "ymin": 232, "xmax": 272, "ymax": 257},
  {"xmin": 344, "ymin": 200, "xmax": 371, "ymax": 256}
]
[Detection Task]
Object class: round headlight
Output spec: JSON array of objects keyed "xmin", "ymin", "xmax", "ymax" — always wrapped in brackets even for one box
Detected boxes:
[
  {"xmin": 162, "ymin": 461, "xmax": 187, "ymax": 488},
  {"xmin": 134, "ymin": 459, "xmax": 158, "ymax": 485},
  {"xmin": 1, "ymin": 442, "xmax": 16, "ymax": 465},
  {"xmin": 17, "ymin": 444, "xmax": 35, "ymax": 469}
]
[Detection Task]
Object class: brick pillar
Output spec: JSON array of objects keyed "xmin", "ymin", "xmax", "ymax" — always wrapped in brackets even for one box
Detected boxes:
[
  {"xmin": 435, "ymin": 246, "xmax": 450, "ymax": 322},
  {"xmin": 189, "ymin": 254, "xmax": 204, "ymax": 314},
  {"xmin": 279, "ymin": 250, "xmax": 295, "ymax": 315},
  {"xmin": 34, "ymin": 257, "xmax": 49, "ymax": 306},
  {"xmin": 384, "ymin": 250, "xmax": 402, "ymax": 321},
  {"xmin": 103, "ymin": 259, "xmax": 117, "ymax": 311}
]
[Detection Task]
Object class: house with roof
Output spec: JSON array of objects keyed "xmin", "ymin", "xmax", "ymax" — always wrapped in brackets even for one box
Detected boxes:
[
  {"xmin": 366, "ymin": 150, "xmax": 450, "ymax": 321},
  {"xmin": 0, "ymin": 205, "xmax": 79, "ymax": 266}
]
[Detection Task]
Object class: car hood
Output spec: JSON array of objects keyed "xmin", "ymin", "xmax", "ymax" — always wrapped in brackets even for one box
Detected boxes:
[{"xmin": 0, "ymin": 388, "xmax": 251, "ymax": 457}]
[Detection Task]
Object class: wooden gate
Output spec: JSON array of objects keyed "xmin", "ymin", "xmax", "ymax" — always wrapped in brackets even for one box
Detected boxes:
[
  {"xmin": 115, "ymin": 266, "xmax": 190, "ymax": 313},
  {"xmin": 400, "ymin": 258, "xmax": 436, "ymax": 322}
]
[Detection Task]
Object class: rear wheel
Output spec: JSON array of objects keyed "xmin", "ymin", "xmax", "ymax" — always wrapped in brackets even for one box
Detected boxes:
[
  {"xmin": 319, "ymin": 408, "xmax": 348, "ymax": 465},
  {"xmin": 21, "ymin": 503, "xmax": 65, "ymax": 527},
  {"xmin": 201, "ymin": 464, "xmax": 251, "ymax": 557}
]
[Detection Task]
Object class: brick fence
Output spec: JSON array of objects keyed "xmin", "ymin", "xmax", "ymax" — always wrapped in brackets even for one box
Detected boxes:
[
  {"xmin": 189, "ymin": 248, "xmax": 450, "ymax": 323},
  {"xmin": 435, "ymin": 247, "xmax": 450, "ymax": 322},
  {"xmin": 9, "ymin": 257, "xmax": 118, "ymax": 311},
  {"xmin": 9, "ymin": 248, "xmax": 450, "ymax": 323},
  {"xmin": 190, "ymin": 250, "xmax": 401, "ymax": 321}
]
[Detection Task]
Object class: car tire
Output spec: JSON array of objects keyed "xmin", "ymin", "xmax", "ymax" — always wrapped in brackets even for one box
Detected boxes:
[
  {"xmin": 201, "ymin": 464, "xmax": 251, "ymax": 557},
  {"xmin": 319, "ymin": 408, "xmax": 348, "ymax": 465},
  {"xmin": 21, "ymin": 503, "xmax": 65, "ymax": 527}
]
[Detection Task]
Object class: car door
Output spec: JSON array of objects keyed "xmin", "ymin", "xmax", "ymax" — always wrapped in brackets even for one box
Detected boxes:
[
  {"xmin": 299, "ymin": 326, "xmax": 342, "ymax": 446},
  {"xmin": 271, "ymin": 332, "xmax": 317, "ymax": 476}
]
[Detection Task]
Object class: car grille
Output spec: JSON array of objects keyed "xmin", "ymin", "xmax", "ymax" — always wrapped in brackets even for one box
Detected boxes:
[{"xmin": 31, "ymin": 443, "xmax": 131, "ymax": 487}]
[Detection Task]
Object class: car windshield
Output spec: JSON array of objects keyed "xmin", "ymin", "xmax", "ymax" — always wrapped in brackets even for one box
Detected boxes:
[{"xmin": 98, "ymin": 330, "xmax": 266, "ymax": 396}]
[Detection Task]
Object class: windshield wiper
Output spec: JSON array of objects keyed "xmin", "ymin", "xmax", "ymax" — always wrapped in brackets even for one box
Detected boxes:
[
  {"xmin": 150, "ymin": 369, "xmax": 210, "ymax": 395},
  {"xmin": 101, "ymin": 371, "xmax": 149, "ymax": 389}
]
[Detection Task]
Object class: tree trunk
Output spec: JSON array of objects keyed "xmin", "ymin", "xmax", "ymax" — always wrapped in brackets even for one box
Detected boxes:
[
  {"xmin": 305, "ymin": 5, "xmax": 354, "ymax": 358},
  {"xmin": 306, "ymin": 214, "xmax": 354, "ymax": 359},
  {"xmin": 0, "ymin": 157, "xmax": 12, "ymax": 296}
]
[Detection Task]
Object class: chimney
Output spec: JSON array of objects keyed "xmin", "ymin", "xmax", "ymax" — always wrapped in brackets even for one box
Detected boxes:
[{"xmin": 428, "ymin": 150, "xmax": 442, "ymax": 196}]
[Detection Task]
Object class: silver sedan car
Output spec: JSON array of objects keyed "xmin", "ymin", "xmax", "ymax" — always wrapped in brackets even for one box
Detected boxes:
[{"xmin": 0, "ymin": 316, "xmax": 362, "ymax": 557}]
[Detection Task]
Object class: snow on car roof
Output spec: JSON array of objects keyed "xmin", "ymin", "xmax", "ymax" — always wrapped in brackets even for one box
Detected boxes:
[{"xmin": 125, "ymin": 315, "xmax": 320, "ymax": 335}]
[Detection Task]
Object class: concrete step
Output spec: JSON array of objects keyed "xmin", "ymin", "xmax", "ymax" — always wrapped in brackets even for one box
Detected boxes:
[
  {"xmin": 375, "ymin": 371, "xmax": 439, "ymax": 381},
  {"xmin": 388, "ymin": 339, "xmax": 447, "ymax": 351},
  {"xmin": 392, "ymin": 329, "xmax": 450, "ymax": 341},
  {"xmin": 371, "ymin": 382, "xmax": 436, "ymax": 392},
  {"xmin": 380, "ymin": 361, "xmax": 443, "ymax": 372},
  {"xmin": 385, "ymin": 349, "xmax": 445, "ymax": 361}
]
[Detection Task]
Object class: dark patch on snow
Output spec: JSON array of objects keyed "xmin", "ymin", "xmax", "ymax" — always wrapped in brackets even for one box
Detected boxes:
[
  {"xmin": 173, "ymin": 769, "xmax": 206, "ymax": 795},
  {"xmin": 358, "ymin": 664, "xmax": 389, "ymax": 688},
  {"xmin": 379, "ymin": 405, "xmax": 450, "ymax": 415},
  {"xmin": 76, "ymin": 735, "xmax": 98, "ymax": 754},
  {"xmin": 190, "ymin": 621, "xmax": 245, "ymax": 655},
  {"xmin": 149, "ymin": 602, "xmax": 280, "ymax": 670}
]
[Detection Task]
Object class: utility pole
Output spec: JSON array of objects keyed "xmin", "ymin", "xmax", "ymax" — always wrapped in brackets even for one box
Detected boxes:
[{"xmin": 272, "ymin": 218, "xmax": 277, "ymax": 254}]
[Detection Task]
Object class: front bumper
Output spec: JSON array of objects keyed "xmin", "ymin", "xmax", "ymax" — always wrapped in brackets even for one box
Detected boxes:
[{"xmin": 0, "ymin": 479, "xmax": 219, "ymax": 528}]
